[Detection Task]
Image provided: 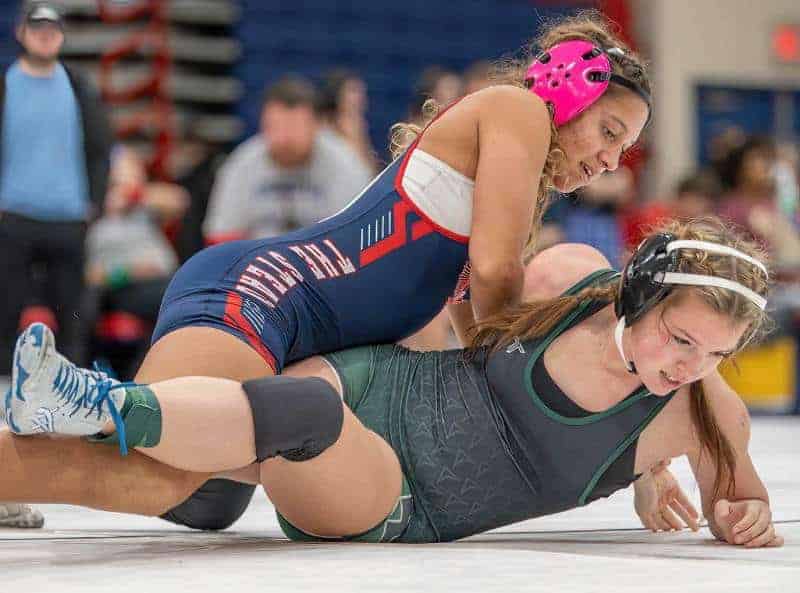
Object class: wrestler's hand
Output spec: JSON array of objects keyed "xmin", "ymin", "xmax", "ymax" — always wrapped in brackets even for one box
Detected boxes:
[
  {"xmin": 712, "ymin": 499, "xmax": 784, "ymax": 548},
  {"xmin": 634, "ymin": 463, "xmax": 699, "ymax": 532}
]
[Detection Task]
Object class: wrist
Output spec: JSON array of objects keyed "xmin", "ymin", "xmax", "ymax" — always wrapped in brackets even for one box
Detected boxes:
[{"xmin": 634, "ymin": 468, "xmax": 654, "ymax": 485}]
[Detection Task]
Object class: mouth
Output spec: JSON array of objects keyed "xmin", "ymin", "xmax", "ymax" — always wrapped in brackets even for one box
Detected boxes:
[
  {"xmin": 660, "ymin": 370, "xmax": 683, "ymax": 389},
  {"xmin": 580, "ymin": 161, "xmax": 593, "ymax": 184}
]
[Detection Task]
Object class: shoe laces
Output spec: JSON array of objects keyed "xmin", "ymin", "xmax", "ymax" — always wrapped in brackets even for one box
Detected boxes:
[{"xmin": 52, "ymin": 362, "xmax": 131, "ymax": 455}]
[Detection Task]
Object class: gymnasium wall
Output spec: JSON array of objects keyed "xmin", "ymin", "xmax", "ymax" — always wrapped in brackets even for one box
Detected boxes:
[{"xmin": 634, "ymin": 0, "xmax": 800, "ymax": 195}]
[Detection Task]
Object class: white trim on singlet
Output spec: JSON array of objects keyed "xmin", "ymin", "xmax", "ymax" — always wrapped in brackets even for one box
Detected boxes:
[{"xmin": 400, "ymin": 149, "xmax": 474, "ymax": 237}]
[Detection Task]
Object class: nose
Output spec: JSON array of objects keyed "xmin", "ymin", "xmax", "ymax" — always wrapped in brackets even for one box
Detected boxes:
[
  {"xmin": 598, "ymin": 149, "xmax": 621, "ymax": 172},
  {"xmin": 676, "ymin": 353, "xmax": 711, "ymax": 382}
]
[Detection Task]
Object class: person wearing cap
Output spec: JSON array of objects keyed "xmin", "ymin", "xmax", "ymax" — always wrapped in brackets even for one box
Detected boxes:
[{"xmin": 0, "ymin": 2, "xmax": 113, "ymax": 377}]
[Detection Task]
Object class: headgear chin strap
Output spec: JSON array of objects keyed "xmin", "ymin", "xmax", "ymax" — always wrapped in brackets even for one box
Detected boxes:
[
  {"xmin": 615, "ymin": 233, "xmax": 769, "ymax": 328},
  {"xmin": 614, "ymin": 316, "xmax": 637, "ymax": 374},
  {"xmin": 525, "ymin": 40, "xmax": 652, "ymax": 127}
]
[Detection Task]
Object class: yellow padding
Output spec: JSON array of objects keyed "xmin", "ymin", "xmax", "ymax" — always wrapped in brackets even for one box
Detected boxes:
[{"xmin": 719, "ymin": 337, "xmax": 796, "ymax": 407}]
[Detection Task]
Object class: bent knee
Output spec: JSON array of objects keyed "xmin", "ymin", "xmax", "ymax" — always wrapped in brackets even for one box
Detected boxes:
[
  {"xmin": 261, "ymin": 413, "xmax": 402, "ymax": 537},
  {"xmin": 243, "ymin": 375, "xmax": 344, "ymax": 462}
]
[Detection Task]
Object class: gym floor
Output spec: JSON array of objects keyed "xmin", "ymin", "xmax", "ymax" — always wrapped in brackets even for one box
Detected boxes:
[{"xmin": 2, "ymin": 417, "xmax": 798, "ymax": 592}]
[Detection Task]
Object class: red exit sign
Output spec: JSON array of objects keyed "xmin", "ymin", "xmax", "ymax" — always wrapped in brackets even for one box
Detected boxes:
[{"xmin": 773, "ymin": 24, "xmax": 800, "ymax": 63}]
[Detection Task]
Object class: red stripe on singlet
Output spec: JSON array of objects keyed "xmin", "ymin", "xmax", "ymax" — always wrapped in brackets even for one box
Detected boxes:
[{"xmin": 223, "ymin": 292, "xmax": 278, "ymax": 373}]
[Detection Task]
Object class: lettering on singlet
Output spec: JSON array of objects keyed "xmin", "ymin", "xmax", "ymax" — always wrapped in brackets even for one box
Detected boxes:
[{"xmin": 234, "ymin": 240, "xmax": 356, "ymax": 308}]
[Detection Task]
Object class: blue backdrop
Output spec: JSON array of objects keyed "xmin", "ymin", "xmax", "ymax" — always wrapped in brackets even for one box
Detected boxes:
[{"xmin": 236, "ymin": 1, "xmax": 572, "ymax": 159}]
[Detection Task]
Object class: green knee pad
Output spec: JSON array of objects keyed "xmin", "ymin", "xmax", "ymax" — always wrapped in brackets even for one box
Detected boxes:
[{"xmin": 89, "ymin": 385, "xmax": 162, "ymax": 449}]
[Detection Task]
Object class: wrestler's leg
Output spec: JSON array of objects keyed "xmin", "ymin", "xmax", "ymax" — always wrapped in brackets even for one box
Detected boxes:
[
  {"xmin": 0, "ymin": 429, "xmax": 201, "ymax": 516},
  {"xmin": 130, "ymin": 356, "xmax": 402, "ymax": 536},
  {"xmin": 260, "ymin": 356, "xmax": 403, "ymax": 537},
  {"xmin": 2, "ymin": 327, "xmax": 272, "ymax": 518},
  {"xmin": 8, "ymin": 335, "xmax": 400, "ymax": 535},
  {"xmin": 135, "ymin": 327, "xmax": 275, "ymax": 529},
  {"xmin": 134, "ymin": 327, "xmax": 274, "ymax": 384}
]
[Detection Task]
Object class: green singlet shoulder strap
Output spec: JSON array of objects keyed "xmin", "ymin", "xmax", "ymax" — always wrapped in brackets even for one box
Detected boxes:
[{"xmin": 562, "ymin": 268, "xmax": 619, "ymax": 298}]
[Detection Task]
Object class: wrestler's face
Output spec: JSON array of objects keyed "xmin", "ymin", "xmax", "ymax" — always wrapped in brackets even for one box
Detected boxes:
[
  {"xmin": 552, "ymin": 89, "xmax": 649, "ymax": 193},
  {"xmin": 627, "ymin": 292, "xmax": 748, "ymax": 396}
]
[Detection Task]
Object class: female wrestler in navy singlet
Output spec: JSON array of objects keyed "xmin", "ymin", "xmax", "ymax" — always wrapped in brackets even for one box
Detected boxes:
[
  {"xmin": 6, "ymin": 13, "xmax": 653, "ymax": 529},
  {"xmin": 144, "ymin": 13, "xmax": 652, "ymax": 382}
]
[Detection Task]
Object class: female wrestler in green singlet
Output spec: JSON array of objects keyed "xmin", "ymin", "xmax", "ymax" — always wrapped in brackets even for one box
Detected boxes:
[{"xmin": 2, "ymin": 216, "xmax": 781, "ymax": 547}]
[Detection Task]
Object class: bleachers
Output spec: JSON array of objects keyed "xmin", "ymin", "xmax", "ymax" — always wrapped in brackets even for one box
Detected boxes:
[{"xmin": 236, "ymin": 0, "xmax": 572, "ymax": 159}]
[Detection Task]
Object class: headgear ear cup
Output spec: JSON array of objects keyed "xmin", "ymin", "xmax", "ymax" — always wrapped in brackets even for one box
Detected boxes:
[
  {"xmin": 615, "ymin": 233, "xmax": 677, "ymax": 325},
  {"xmin": 525, "ymin": 40, "xmax": 652, "ymax": 128},
  {"xmin": 525, "ymin": 40, "xmax": 612, "ymax": 126},
  {"xmin": 615, "ymin": 234, "xmax": 768, "ymax": 327}
]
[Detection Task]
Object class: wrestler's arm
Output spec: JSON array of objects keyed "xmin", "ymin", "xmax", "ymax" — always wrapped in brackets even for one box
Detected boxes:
[
  {"xmin": 447, "ymin": 242, "xmax": 612, "ymax": 346},
  {"xmin": 468, "ymin": 86, "xmax": 552, "ymax": 320},
  {"xmin": 687, "ymin": 371, "xmax": 783, "ymax": 547}
]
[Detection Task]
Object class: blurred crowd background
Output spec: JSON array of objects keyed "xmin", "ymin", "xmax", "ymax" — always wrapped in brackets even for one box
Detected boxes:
[{"xmin": 1, "ymin": 0, "xmax": 799, "ymax": 414}]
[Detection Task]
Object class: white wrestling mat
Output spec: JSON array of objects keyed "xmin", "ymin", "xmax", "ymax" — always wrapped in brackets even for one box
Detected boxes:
[{"xmin": 1, "ymin": 417, "xmax": 798, "ymax": 592}]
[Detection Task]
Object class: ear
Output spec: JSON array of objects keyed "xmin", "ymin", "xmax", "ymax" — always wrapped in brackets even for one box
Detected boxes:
[{"xmin": 15, "ymin": 24, "xmax": 24, "ymax": 44}]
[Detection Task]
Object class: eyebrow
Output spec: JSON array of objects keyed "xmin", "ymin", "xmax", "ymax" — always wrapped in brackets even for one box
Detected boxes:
[{"xmin": 611, "ymin": 115, "xmax": 628, "ymax": 134}]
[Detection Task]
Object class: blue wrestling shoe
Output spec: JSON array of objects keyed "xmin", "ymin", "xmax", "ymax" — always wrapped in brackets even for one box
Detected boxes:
[{"xmin": 5, "ymin": 323, "xmax": 128, "ymax": 451}]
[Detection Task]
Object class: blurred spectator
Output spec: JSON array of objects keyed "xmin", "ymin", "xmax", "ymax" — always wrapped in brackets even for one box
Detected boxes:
[
  {"xmin": 0, "ymin": 1, "xmax": 112, "ymax": 374},
  {"xmin": 409, "ymin": 66, "xmax": 463, "ymax": 124},
  {"xmin": 708, "ymin": 125, "xmax": 747, "ymax": 183},
  {"xmin": 775, "ymin": 141, "xmax": 800, "ymax": 226},
  {"xmin": 619, "ymin": 170, "xmax": 719, "ymax": 253},
  {"xmin": 318, "ymin": 68, "xmax": 378, "ymax": 173},
  {"xmin": 85, "ymin": 145, "xmax": 187, "ymax": 377},
  {"xmin": 203, "ymin": 75, "xmax": 372, "ymax": 243},
  {"xmin": 463, "ymin": 60, "xmax": 494, "ymax": 94},
  {"xmin": 173, "ymin": 138, "xmax": 230, "ymax": 262},
  {"xmin": 672, "ymin": 169, "xmax": 721, "ymax": 220},
  {"xmin": 718, "ymin": 136, "xmax": 800, "ymax": 267}
]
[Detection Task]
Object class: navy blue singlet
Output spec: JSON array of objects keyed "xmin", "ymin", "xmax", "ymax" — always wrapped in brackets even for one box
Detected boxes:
[{"xmin": 152, "ymin": 139, "xmax": 470, "ymax": 371}]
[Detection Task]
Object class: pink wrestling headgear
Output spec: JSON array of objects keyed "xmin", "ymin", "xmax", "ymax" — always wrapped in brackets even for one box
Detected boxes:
[{"xmin": 525, "ymin": 39, "xmax": 651, "ymax": 127}]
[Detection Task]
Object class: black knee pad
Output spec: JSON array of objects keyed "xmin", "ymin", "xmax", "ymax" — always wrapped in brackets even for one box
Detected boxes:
[
  {"xmin": 161, "ymin": 479, "xmax": 257, "ymax": 531},
  {"xmin": 242, "ymin": 376, "xmax": 344, "ymax": 463}
]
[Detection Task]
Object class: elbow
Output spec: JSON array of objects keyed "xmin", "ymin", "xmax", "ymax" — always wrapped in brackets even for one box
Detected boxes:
[{"xmin": 470, "ymin": 258, "xmax": 524, "ymax": 293}]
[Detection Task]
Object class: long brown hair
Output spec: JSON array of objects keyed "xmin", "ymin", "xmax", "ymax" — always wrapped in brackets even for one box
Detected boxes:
[
  {"xmin": 470, "ymin": 217, "xmax": 770, "ymax": 501},
  {"xmin": 390, "ymin": 10, "xmax": 651, "ymax": 253}
]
